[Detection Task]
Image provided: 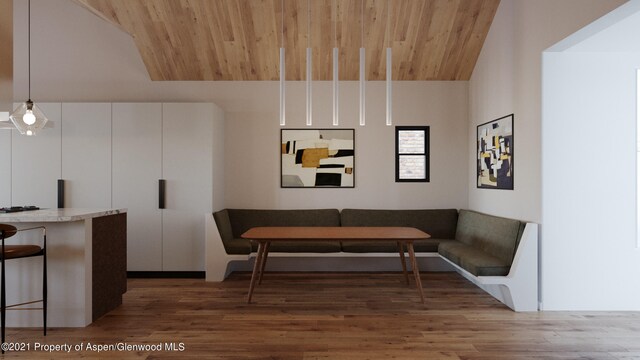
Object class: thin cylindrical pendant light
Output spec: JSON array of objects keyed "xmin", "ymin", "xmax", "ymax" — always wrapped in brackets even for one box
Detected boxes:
[
  {"xmin": 306, "ymin": 47, "xmax": 312, "ymax": 126},
  {"xmin": 280, "ymin": 47, "xmax": 285, "ymax": 126},
  {"xmin": 332, "ymin": 0, "xmax": 338, "ymax": 126},
  {"xmin": 333, "ymin": 47, "xmax": 338, "ymax": 126},
  {"xmin": 385, "ymin": 1, "xmax": 392, "ymax": 126},
  {"xmin": 279, "ymin": 0, "xmax": 285, "ymax": 126},
  {"xmin": 306, "ymin": 0, "xmax": 312, "ymax": 126},
  {"xmin": 359, "ymin": 0, "xmax": 365, "ymax": 126},
  {"xmin": 386, "ymin": 47, "xmax": 392, "ymax": 126}
]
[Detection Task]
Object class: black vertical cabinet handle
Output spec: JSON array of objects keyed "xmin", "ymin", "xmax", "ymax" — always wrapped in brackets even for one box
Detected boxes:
[
  {"xmin": 159, "ymin": 179, "xmax": 166, "ymax": 209},
  {"xmin": 57, "ymin": 179, "xmax": 65, "ymax": 208}
]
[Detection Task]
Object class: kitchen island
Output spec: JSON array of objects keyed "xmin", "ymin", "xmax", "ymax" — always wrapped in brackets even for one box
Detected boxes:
[{"xmin": 0, "ymin": 208, "xmax": 126, "ymax": 327}]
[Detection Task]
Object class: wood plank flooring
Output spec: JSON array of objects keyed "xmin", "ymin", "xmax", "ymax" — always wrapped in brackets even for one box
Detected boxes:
[{"xmin": 3, "ymin": 272, "xmax": 640, "ymax": 359}]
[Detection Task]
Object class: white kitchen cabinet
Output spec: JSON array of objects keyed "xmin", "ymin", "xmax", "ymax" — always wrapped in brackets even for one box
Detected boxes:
[
  {"xmin": 11, "ymin": 103, "xmax": 62, "ymax": 208},
  {"xmin": 61, "ymin": 103, "xmax": 112, "ymax": 208},
  {"xmin": 161, "ymin": 103, "xmax": 214, "ymax": 271},
  {"xmin": 0, "ymin": 130, "xmax": 10, "ymax": 206},
  {"xmin": 4, "ymin": 102, "xmax": 219, "ymax": 272},
  {"xmin": 111, "ymin": 103, "xmax": 215, "ymax": 271},
  {"xmin": 112, "ymin": 103, "xmax": 163, "ymax": 271}
]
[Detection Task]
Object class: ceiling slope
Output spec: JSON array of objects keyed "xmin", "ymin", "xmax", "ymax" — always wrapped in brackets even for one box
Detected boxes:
[{"xmin": 74, "ymin": 0, "xmax": 500, "ymax": 81}]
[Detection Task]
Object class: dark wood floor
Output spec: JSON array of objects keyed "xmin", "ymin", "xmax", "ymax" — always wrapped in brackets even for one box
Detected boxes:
[{"xmin": 3, "ymin": 272, "xmax": 640, "ymax": 359}]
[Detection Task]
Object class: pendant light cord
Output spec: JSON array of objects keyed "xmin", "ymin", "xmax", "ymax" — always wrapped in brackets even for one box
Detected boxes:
[
  {"xmin": 333, "ymin": 0, "xmax": 336, "ymax": 49},
  {"xmin": 361, "ymin": 0, "xmax": 364, "ymax": 47},
  {"xmin": 28, "ymin": 0, "xmax": 31, "ymax": 100}
]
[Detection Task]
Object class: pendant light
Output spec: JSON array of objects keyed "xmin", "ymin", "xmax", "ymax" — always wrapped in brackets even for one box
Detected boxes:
[
  {"xmin": 306, "ymin": 0, "xmax": 312, "ymax": 126},
  {"xmin": 385, "ymin": 0, "xmax": 392, "ymax": 126},
  {"xmin": 359, "ymin": 0, "xmax": 365, "ymax": 126},
  {"xmin": 332, "ymin": 0, "xmax": 339, "ymax": 127},
  {"xmin": 10, "ymin": 0, "xmax": 48, "ymax": 136},
  {"xmin": 279, "ymin": 0, "xmax": 285, "ymax": 126}
]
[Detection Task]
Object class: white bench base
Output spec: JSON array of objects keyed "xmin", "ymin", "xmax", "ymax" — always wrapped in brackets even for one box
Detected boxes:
[{"xmin": 440, "ymin": 223, "xmax": 539, "ymax": 311}]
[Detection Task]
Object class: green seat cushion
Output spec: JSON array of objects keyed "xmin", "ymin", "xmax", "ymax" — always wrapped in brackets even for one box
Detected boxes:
[
  {"xmin": 341, "ymin": 239, "xmax": 448, "ymax": 253},
  {"xmin": 263, "ymin": 241, "xmax": 341, "ymax": 253},
  {"xmin": 438, "ymin": 241, "xmax": 511, "ymax": 276},
  {"xmin": 225, "ymin": 238, "xmax": 252, "ymax": 255},
  {"xmin": 413, "ymin": 239, "xmax": 454, "ymax": 252},
  {"xmin": 340, "ymin": 240, "xmax": 398, "ymax": 253}
]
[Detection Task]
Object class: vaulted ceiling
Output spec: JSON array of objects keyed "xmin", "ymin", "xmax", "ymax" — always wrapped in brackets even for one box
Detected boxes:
[{"xmin": 74, "ymin": 0, "xmax": 500, "ymax": 81}]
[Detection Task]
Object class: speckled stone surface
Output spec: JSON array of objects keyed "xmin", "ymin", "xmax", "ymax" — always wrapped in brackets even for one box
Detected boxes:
[{"xmin": 0, "ymin": 208, "xmax": 126, "ymax": 222}]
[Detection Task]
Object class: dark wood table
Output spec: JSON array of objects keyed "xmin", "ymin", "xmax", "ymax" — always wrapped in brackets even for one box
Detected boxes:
[{"xmin": 241, "ymin": 226, "xmax": 431, "ymax": 304}]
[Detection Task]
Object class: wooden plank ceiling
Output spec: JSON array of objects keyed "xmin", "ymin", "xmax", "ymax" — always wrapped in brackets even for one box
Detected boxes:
[{"xmin": 75, "ymin": 0, "xmax": 500, "ymax": 81}]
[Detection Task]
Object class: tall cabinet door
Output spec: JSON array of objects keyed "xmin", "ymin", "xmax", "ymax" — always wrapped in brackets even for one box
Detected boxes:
[
  {"xmin": 162, "ymin": 103, "xmax": 213, "ymax": 271},
  {"xmin": 112, "ymin": 103, "xmax": 163, "ymax": 271},
  {"xmin": 61, "ymin": 103, "xmax": 112, "ymax": 208},
  {"xmin": 12, "ymin": 103, "xmax": 62, "ymax": 208},
  {"xmin": 0, "ymin": 130, "xmax": 10, "ymax": 206}
]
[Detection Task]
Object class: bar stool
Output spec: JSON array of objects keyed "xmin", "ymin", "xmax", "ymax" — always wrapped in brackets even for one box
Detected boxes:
[{"xmin": 0, "ymin": 224, "xmax": 47, "ymax": 353}]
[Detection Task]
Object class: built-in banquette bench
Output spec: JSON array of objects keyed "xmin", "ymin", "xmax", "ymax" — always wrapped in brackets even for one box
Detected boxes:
[{"xmin": 205, "ymin": 209, "xmax": 538, "ymax": 311}]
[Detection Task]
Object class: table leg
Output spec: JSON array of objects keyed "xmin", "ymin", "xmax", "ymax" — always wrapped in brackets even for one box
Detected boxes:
[
  {"xmin": 247, "ymin": 242, "xmax": 266, "ymax": 304},
  {"xmin": 397, "ymin": 241, "xmax": 410, "ymax": 285},
  {"xmin": 407, "ymin": 242, "xmax": 425, "ymax": 304},
  {"xmin": 258, "ymin": 241, "xmax": 270, "ymax": 285}
]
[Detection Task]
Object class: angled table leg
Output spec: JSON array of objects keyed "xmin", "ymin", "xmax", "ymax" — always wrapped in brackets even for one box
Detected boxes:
[
  {"xmin": 397, "ymin": 241, "xmax": 410, "ymax": 285},
  {"xmin": 258, "ymin": 241, "xmax": 270, "ymax": 285},
  {"xmin": 407, "ymin": 242, "xmax": 425, "ymax": 304},
  {"xmin": 247, "ymin": 241, "xmax": 266, "ymax": 304}
]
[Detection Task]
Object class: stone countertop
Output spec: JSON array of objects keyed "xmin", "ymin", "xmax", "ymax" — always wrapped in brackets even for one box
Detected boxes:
[{"xmin": 0, "ymin": 208, "xmax": 126, "ymax": 222}]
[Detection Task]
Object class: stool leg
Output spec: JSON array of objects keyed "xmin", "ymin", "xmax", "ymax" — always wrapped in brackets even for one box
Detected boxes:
[
  {"xmin": 1, "ymin": 240, "xmax": 5, "ymax": 353},
  {"xmin": 43, "ymin": 244, "xmax": 47, "ymax": 336}
]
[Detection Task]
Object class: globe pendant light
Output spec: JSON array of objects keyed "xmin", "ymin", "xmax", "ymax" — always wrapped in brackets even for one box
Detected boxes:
[{"xmin": 10, "ymin": 0, "xmax": 47, "ymax": 136}]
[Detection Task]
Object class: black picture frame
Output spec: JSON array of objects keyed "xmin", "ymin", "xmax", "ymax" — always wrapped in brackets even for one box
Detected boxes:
[
  {"xmin": 281, "ymin": 129, "xmax": 355, "ymax": 188},
  {"xmin": 476, "ymin": 114, "xmax": 514, "ymax": 190},
  {"xmin": 395, "ymin": 126, "xmax": 430, "ymax": 182}
]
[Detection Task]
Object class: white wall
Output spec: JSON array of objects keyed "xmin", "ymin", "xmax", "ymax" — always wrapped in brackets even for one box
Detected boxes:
[
  {"xmin": 468, "ymin": 0, "xmax": 625, "ymax": 223},
  {"xmin": 225, "ymin": 81, "xmax": 469, "ymax": 210},
  {"xmin": 211, "ymin": 105, "xmax": 226, "ymax": 212},
  {"xmin": 541, "ymin": 1, "xmax": 640, "ymax": 310},
  {"xmin": 0, "ymin": 132, "xmax": 10, "ymax": 205}
]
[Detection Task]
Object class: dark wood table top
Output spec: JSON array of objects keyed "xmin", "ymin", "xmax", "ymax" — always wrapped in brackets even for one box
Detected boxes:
[{"xmin": 241, "ymin": 226, "xmax": 431, "ymax": 241}]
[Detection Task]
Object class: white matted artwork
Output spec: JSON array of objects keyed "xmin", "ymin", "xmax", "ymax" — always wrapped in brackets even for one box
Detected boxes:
[{"xmin": 281, "ymin": 129, "xmax": 354, "ymax": 188}]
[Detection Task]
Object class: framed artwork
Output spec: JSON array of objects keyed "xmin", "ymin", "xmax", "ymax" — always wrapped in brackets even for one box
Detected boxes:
[
  {"xmin": 477, "ymin": 114, "xmax": 514, "ymax": 190},
  {"xmin": 281, "ymin": 129, "xmax": 354, "ymax": 188}
]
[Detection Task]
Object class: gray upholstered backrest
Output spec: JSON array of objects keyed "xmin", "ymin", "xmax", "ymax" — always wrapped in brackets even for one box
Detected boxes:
[
  {"xmin": 455, "ymin": 209, "xmax": 524, "ymax": 264},
  {"xmin": 340, "ymin": 209, "xmax": 458, "ymax": 239},
  {"xmin": 213, "ymin": 209, "xmax": 235, "ymax": 243},
  {"xmin": 226, "ymin": 209, "xmax": 341, "ymax": 238}
]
